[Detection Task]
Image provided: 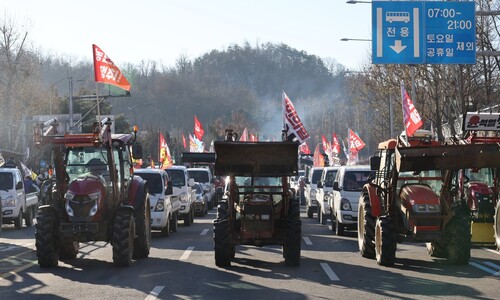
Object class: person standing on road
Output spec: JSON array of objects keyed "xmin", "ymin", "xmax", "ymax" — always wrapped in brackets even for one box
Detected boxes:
[{"xmin": 24, "ymin": 175, "xmax": 40, "ymax": 194}]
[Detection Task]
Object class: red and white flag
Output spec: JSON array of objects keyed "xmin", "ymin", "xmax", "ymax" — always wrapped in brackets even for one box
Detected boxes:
[
  {"xmin": 313, "ymin": 144, "xmax": 325, "ymax": 167},
  {"xmin": 401, "ymin": 81, "xmax": 423, "ymax": 137},
  {"xmin": 182, "ymin": 133, "xmax": 187, "ymax": 149},
  {"xmin": 321, "ymin": 135, "xmax": 331, "ymax": 153},
  {"xmin": 194, "ymin": 115, "xmax": 204, "ymax": 141},
  {"xmin": 332, "ymin": 133, "xmax": 341, "ymax": 154},
  {"xmin": 240, "ymin": 128, "xmax": 248, "ymax": 141},
  {"xmin": 299, "ymin": 142, "xmax": 311, "ymax": 154},
  {"xmin": 349, "ymin": 129, "xmax": 365, "ymax": 152},
  {"xmin": 92, "ymin": 44, "xmax": 131, "ymax": 91},
  {"xmin": 282, "ymin": 91, "xmax": 310, "ymax": 143},
  {"xmin": 250, "ymin": 133, "xmax": 257, "ymax": 142},
  {"xmin": 159, "ymin": 132, "xmax": 172, "ymax": 169}
]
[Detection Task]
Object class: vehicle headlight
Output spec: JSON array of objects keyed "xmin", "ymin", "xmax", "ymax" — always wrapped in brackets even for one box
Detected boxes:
[
  {"xmin": 88, "ymin": 191, "xmax": 102, "ymax": 217},
  {"xmin": 340, "ymin": 198, "xmax": 352, "ymax": 211},
  {"xmin": 427, "ymin": 204, "xmax": 440, "ymax": 212},
  {"xmin": 155, "ymin": 199, "xmax": 165, "ymax": 211},
  {"xmin": 4, "ymin": 195, "xmax": 15, "ymax": 207},
  {"xmin": 65, "ymin": 191, "xmax": 76, "ymax": 201},
  {"xmin": 180, "ymin": 192, "xmax": 188, "ymax": 202},
  {"xmin": 310, "ymin": 189, "xmax": 317, "ymax": 198}
]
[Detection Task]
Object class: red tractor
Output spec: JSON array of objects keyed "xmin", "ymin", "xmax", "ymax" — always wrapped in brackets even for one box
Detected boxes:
[
  {"xmin": 358, "ymin": 131, "xmax": 500, "ymax": 266},
  {"xmin": 33, "ymin": 119, "xmax": 150, "ymax": 267}
]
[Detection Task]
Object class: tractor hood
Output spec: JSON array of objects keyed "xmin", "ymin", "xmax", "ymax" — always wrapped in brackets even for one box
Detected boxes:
[
  {"xmin": 214, "ymin": 141, "xmax": 298, "ymax": 177},
  {"xmin": 467, "ymin": 181, "xmax": 493, "ymax": 195},
  {"xmin": 68, "ymin": 174, "xmax": 106, "ymax": 196},
  {"xmin": 396, "ymin": 143, "xmax": 500, "ymax": 172},
  {"xmin": 399, "ymin": 184, "xmax": 440, "ymax": 208}
]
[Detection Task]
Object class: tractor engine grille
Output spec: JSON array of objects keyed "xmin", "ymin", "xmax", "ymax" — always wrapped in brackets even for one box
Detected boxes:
[{"xmin": 69, "ymin": 195, "xmax": 96, "ymax": 219}]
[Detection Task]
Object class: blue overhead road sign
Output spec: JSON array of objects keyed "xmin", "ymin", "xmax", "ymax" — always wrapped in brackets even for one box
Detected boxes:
[{"xmin": 372, "ymin": 1, "xmax": 476, "ymax": 65}]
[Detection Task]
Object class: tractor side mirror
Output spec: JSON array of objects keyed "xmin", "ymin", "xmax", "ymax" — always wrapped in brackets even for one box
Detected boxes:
[
  {"xmin": 165, "ymin": 181, "xmax": 173, "ymax": 195},
  {"xmin": 370, "ymin": 156, "xmax": 381, "ymax": 171},
  {"xmin": 131, "ymin": 143, "xmax": 143, "ymax": 160}
]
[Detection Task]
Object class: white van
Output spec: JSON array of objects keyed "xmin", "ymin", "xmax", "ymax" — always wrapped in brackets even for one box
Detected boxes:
[
  {"xmin": 304, "ymin": 167, "xmax": 324, "ymax": 218},
  {"xmin": 165, "ymin": 166, "xmax": 196, "ymax": 226},
  {"xmin": 316, "ymin": 166, "xmax": 340, "ymax": 225},
  {"xmin": 330, "ymin": 165, "xmax": 372, "ymax": 236}
]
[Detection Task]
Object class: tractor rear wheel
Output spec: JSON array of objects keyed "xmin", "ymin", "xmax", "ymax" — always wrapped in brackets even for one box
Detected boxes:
[
  {"xmin": 358, "ymin": 192, "xmax": 376, "ymax": 259},
  {"xmin": 214, "ymin": 218, "xmax": 232, "ymax": 267},
  {"xmin": 133, "ymin": 198, "xmax": 151, "ymax": 259},
  {"xmin": 495, "ymin": 200, "xmax": 500, "ymax": 251},
  {"xmin": 113, "ymin": 209, "xmax": 135, "ymax": 267},
  {"xmin": 375, "ymin": 217, "xmax": 397, "ymax": 266},
  {"xmin": 35, "ymin": 207, "xmax": 59, "ymax": 268},
  {"xmin": 445, "ymin": 216, "xmax": 471, "ymax": 264},
  {"xmin": 59, "ymin": 239, "xmax": 79, "ymax": 259},
  {"xmin": 426, "ymin": 240, "xmax": 447, "ymax": 258}
]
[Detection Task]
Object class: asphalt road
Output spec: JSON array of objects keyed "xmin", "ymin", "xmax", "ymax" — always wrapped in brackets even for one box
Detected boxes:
[{"xmin": 0, "ymin": 207, "xmax": 499, "ymax": 299}]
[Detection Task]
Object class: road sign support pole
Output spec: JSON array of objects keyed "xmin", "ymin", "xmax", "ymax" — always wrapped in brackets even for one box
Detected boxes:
[{"xmin": 410, "ymin": 65, "xmax": 416, "ymax": 104}]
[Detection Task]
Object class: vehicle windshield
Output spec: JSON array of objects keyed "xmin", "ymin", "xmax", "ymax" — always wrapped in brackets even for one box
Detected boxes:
[
  {"xmin": 0, "ymin": 172, "xmax": 13, "ymax": 190},
  {"xmin": 324, "ymin": 170, "xmax": 337, "ymax": 187},
  {"xmin": 311, "ymin": 169, "xmax": 323, "ymax": 184},
  {"xmin": 234, "ymin": 176, "xmax": 282, "ymax": 193},
  {"xmin": 135, "ymin": 173, "xmax": 162, "ymax": 194},
  {"xmin": 398, "ymin": 170, "xmax": 443, "ymax": 194},
  {"xmin": 66, "ymin": 147, "xmax": 109, "ymax": 181},
  {"xmin": 188, "ymin": 170, "xmax": 210, "ymax": 183},
  {"xmin": 165, "ymin": 169, "xmax": 186, "ymax": 187},
  {"xmin": 343, "ymin": 171, "xmax": 372, "ymax": 191},
  {"xmin": 465, "ymin": 168, "xmax": 494, "ymax": 184}
]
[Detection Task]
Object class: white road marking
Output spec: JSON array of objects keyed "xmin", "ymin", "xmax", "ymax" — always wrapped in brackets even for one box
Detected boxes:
[
  {"xmin": 482, "ymin": 247, "xmax": 500, "ymax": 256},
  {"xmin": 320, "ymin": 263, "xmax": 340, "ymax": 281},
  {"xmin": 180, "ymin": 246, "xmax": 195, "ymax": 260},
  {"xmin": 469, "ymin": 262, "xmax": 500, "ymax": 276},
  {"xmin": 483, "ymin": 261, "xmax": 500, "ymax": 271},
  {"xmin": 200, "ymin": 229, "xmax": 209, "ymax": 236},
  {"xmin": 0, "ymin": 260, "xmax": 37, "ymax": 281},
  {"xmin": 145, "ymin": 286, "xmax": 164, "ymax": 300},
  {"xmin": 303, "ymin": 236, "xmax": 312, "ymax": 246}
]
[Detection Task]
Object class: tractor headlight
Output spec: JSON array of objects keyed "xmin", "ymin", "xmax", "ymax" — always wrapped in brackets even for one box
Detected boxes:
[
  {"xmin": 88, "ymin": 191, "xmax": 101, "ymax": 217},
  {"xmin": 427, "ymin": 204, "xmax": 439, "ymax": 212},
  {"xmin": 155, "ymin": 199, "xmax": 165, "ymax": 211},
  {"xmin": 4, "ymin": 195, "xmax": 15, "ymax": 207},
  {"xmin": 65, "ymin": 191, "xmax": 76, "ymax": 201},
  {"xmin": 340, "ymin": 198, "xmax": 352, "ymax": 211}
]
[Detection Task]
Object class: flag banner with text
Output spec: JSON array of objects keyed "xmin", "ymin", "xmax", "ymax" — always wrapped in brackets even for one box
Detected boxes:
[
  {"xmin": 159, "ymin": 132, "xmax": 173, "ymax": 169},
  {"xmin": 282, "ymin": 91, "xmax": 310, "ymax": 143},
  {"xmin": 93, "ymin": 44, "xmax": 131, "ymax": 91},
  {"xmin": 401, "ymin": 81, "xmax": 423, "ymax": 137},
  {"xmin": 194, "ymin": 115, "xmax": 205, "ymax": 140}
]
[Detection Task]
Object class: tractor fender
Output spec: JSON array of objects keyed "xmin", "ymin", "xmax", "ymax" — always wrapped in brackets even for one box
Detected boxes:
[
  {"xmin": 128, "ymin": 175, "xmax": 147, "ymax": 211},
  {"xmin": 366, "ymin": 184, "xmax": 382, "ymax": 217}
]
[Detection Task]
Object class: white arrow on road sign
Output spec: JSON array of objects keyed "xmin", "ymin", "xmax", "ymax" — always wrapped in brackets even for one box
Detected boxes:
[{"xmin": 390, "ymin": 40, "xmax": 407, "ymax": 54}]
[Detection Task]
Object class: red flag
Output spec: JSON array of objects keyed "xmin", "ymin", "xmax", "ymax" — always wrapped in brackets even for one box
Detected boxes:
[
  {"xmin": 313, "ymin": 144, "xmax": 325, "ymax": 167},
  {"xmin": 159, "ymin": 132, "xmax": 172, "ymax": 169},
  {"xmin": 401, "ymin": 81, "xmax": 423, "ymax": 137},
  {"xmin": 282, "ymin": 91, "xmax": 310, "ymax": 143},
  {"xmin": 240, "ymin": 128, "xmax": 248, "ymax": 141},
  {"xmin": 299, "ymin": 142, "xmax": 311, "ymax": 154},
  {"xmin": 92, "ymin": 44, "xmax": 131, "ymax": 91},
  {"xmin": 182, "ymin": 133, "xmax": 187, "ymax": 149},
  {"xmin": 349, "ymin": 129, "xmax": 365, "ymax": 152},
  {"xmin": 332, "ymin": 133, "xmax": 341, "ymax": 154},
  {"xmin": 250, "ymin": 133, "xmax": 257, "ymax": 142},
  {"xmin": 321, "ymin": 135, "xmax": 331, "ymax": 152},
  {"xmin": 194, "ymin": 115, "xmax": 204, "ymax": 140}
]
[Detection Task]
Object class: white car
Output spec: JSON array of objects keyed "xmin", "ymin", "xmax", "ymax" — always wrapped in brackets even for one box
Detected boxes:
[
  {"xmin": 187, "ymin": 167, "xmax": 216, "ymax": 209},
  {"xmin": 304, "ymin": 167, "xmax": 324, "ymax": 218},
  {"xmin": 330, "ymin": 165, "xmax": 372, "ymax": 236},
  {"xmin": 316, "ymin": 166, "xmax": 340, "ymax": 225},
  {"xmin": 165, "ymin": 166, "xmax": 196, "ymax": 226},
  {"xmin": 134, "ymin": 169, "xmax": 180, "ymax": 236}
]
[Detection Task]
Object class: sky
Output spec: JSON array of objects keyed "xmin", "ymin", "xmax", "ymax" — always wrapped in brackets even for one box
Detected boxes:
[{"xmin": 1, "ymin": 0, "xmax": 372, "ymax": 71}]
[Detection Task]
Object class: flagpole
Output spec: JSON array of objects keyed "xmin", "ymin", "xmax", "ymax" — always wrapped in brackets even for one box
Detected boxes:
[{"xmin": 95, "ymin": 82, "xmax": 101, "ymax": 131}]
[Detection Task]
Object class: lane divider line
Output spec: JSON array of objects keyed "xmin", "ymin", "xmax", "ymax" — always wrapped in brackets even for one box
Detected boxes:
[
  {"xmin": 469, "ymin": 262, "xmax": 499, "ymax": 276},
  {"xmin": 145, "ymin": 286, "xmax": 165, "ymax": 300},
  {"xmin": 0, "ymin": 260, "xmax": 37, "ymax": 281},
  {"xmin": 320, "ymin": 263, "xmax": 340, "ymax": 281},
  {"xmin": 200, "ymin": 229, "xmax": 209, "ymax": 236},
  {"xmin": 303, "ymin": 237, "xmax": 313, "ymax": 246},
  {"xmin": 180, "ymin": 247, "xmax": 195, "ymax": 260}
]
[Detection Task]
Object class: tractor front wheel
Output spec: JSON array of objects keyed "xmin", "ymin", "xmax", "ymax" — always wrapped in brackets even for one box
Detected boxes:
[
  {"xmin": 214, "ymin": 219, "xmax": 232, "ymax": 267},
  {"xmin": 426, "ymin": 240, "xmax": 447, "ymax": 258},
  {"xmin": 59, "ymin": 239, "xmax": 79, "ymax": 260},
  {"xmin": 133, "ymin": 197, "xmax": 151, "ymax": 259},
  {"xmin": 445, "ymin": 216, "xmax": 471, "ymax": 264},
  {"xmin": 375, "ymin": 217, "xmax": 397, "ymax": 266},
  {"xmin": 35, "ymin": 207, "xmax": 59, "ymax": 268},
  {"xmin": 113, "ymin": 209, "xmax": 135, "ymax": 267}
]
